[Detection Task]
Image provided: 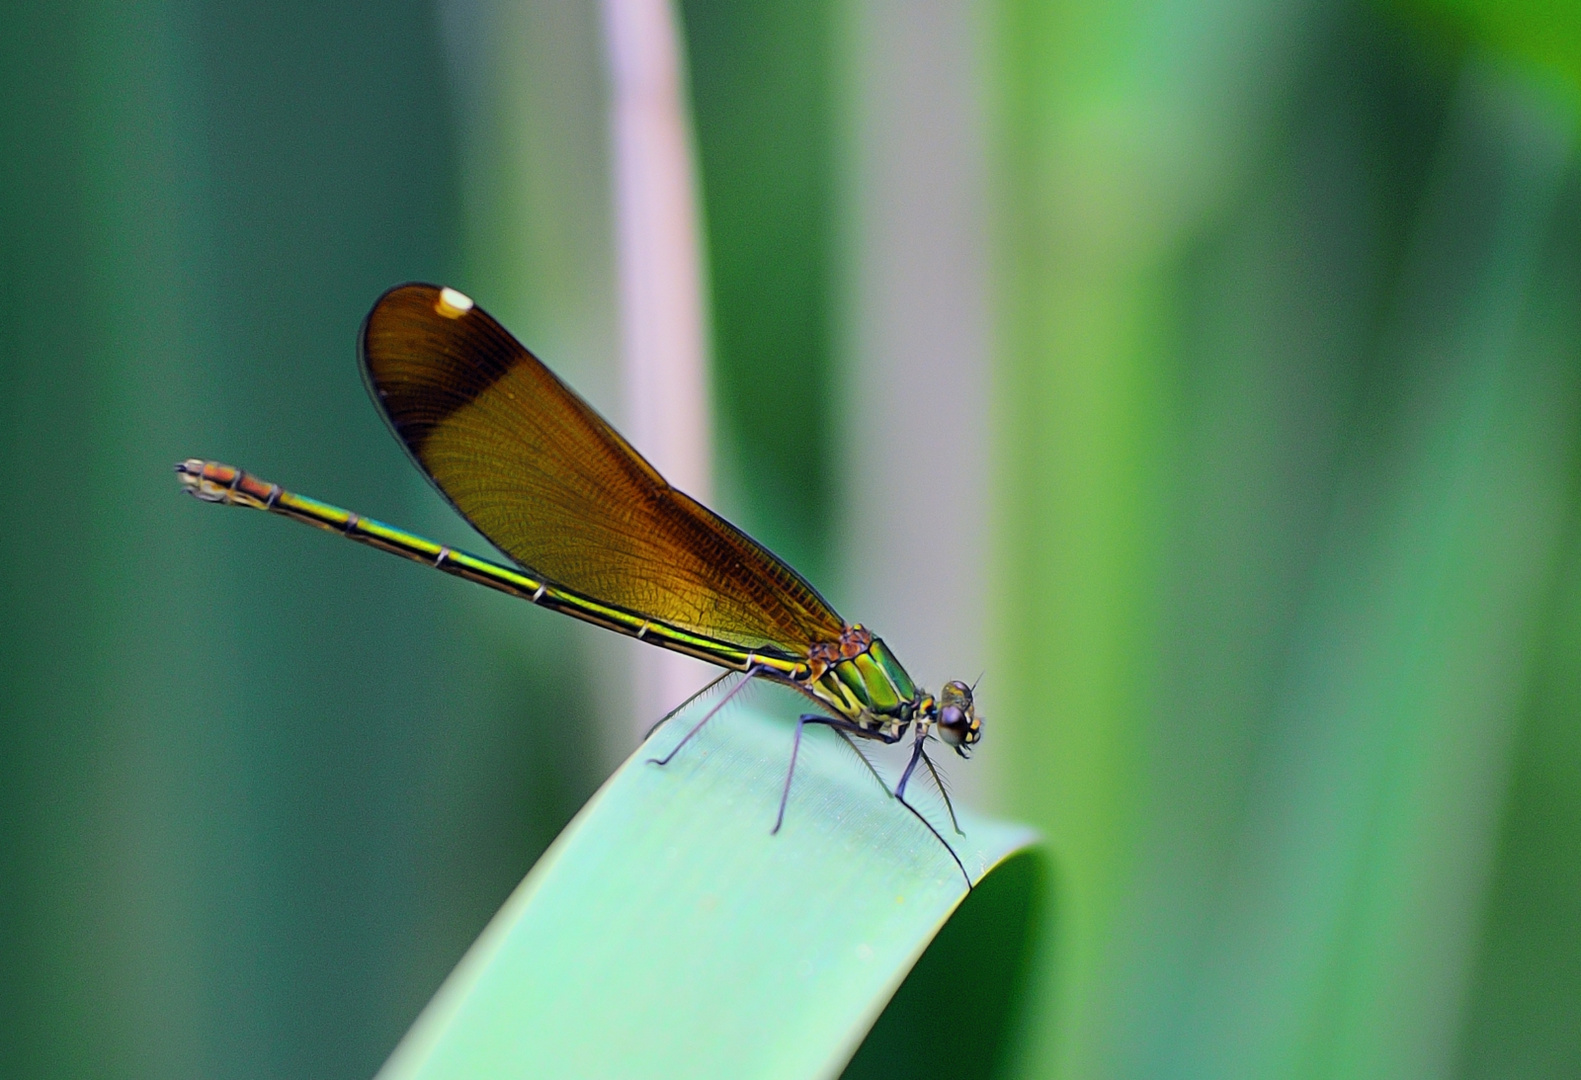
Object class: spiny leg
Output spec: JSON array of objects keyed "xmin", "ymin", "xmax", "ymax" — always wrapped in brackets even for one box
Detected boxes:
[
  {"xmin": 896, "ymin": 737, "xmax": 925, "ymax": 799},
  {"xmin": 778, "ymin": 713, "xmax": 890, "ymax": 832},
  {"xmin": 781, "ymin": 716, "xmax": 972, "ymax": 890},
  {"xmin": 643, "ymin": 667, "xmax": 739, "ymax": 742},
  {"xmin": 919, "ymin": 747, "xmax": 964, "ymax": 836},
  {"xmin": 895, "ymin": 736, "xmax": 963, "ymax": 834},
  {"xmin": 898, "ymin": 790, "xmax": 971, "ymax": 890},
  {"xmin": 773, "ymin": 714, "xmax": 824, "ymax": 834},
  {"xmin": 647, "ymin": 665, "xmax": 762, "ymax": 767},
  {"xmin": 830, "ymin": 728, "xmax": 890, "ymax": 795}
]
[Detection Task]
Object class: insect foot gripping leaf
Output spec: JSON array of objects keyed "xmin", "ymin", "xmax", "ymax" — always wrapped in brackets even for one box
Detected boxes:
[{"xmin": 378, "ymin": 704, "xmax": 1042, "ymax": 1080}]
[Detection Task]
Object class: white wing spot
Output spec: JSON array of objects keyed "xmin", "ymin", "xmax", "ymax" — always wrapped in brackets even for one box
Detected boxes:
[{"xmin": 436, "ymin": 287, "xmax": 475, "ymax": 318}]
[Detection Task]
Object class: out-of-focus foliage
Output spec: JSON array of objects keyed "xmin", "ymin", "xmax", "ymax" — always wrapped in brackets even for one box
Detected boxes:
[
  {"xmin": 993, "ymin": 0, "xmax": 1581, "ymax": 1077},
  {"xmin": 682, "ymin": 0, "xmax": 838, "ymax": 582},
  {"xmin": 0, "ymin": 3, "xmax": 598, "ymax": 1077},
  {"xmin": 1402, "ymin": 0, "xmax": 1581, "ymax": 111}
]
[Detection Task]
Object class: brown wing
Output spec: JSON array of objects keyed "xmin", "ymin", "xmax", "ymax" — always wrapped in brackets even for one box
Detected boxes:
[{"xmin": 359, "ymin": 283, "xmax": 846, "ymax": 653}]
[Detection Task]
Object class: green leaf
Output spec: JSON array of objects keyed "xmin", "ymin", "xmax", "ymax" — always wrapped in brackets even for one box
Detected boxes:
[{"xmin": 378, "ymin": 703, "xmax": 1040, "ymax": 1079}]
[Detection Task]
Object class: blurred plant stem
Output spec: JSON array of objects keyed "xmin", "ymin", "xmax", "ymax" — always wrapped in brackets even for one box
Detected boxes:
[{"xmin": 600, "ymin": 0, "xmax": 721, "ymax": 736}]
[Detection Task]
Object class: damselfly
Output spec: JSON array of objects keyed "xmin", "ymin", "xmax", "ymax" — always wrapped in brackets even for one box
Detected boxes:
[{"xmin": 178, "ymin": 284, "xmax": 982, "ymax": 880}]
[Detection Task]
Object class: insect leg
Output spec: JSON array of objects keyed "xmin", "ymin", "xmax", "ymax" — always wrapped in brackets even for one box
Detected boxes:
[
  {"xmin": 895, "ymin": 734, "xmax": 963, "ymax": 832},
  {"xmin": 892, "ymin": 736, "xmax": 970, "ymax": 884},
  {"xmin": 829, "ymin": 727, "xmax": 889, "ymax": 794},
  {"xmin": 647, "ymin": 665, "xmax": 762, "ymax": 767},
  {"xmin": 784, "ymin": 716, "xmax": 972, "ymax": 890},
  {"xmin": 895, "ymin": 737, "xmax": 924, "ymax": 799},
  {"xmin": 773, "ymin": 714, "xmax": 825, "ymax": 834},
  {"xmin": 919, "ymin": 746, "xmax": 964, "ymax": 836},
  {"xmin": 643, "ymin": 667, "xmax": 740, "ymax": 742},
  {"xmin": 774, "ymin": 714, "xmax": 879, "ymax": 834},
  {"xmin": 776, "ymin": 714, "xmax": 884, "ymax": 832}
]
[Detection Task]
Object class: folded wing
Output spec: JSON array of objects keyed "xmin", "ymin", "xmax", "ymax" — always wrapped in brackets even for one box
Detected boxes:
[{"xmin": 359, "ymin": 283, "xmax": 845, "ymax": 653}]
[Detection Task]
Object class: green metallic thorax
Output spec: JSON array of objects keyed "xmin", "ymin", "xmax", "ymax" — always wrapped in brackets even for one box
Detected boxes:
[{"xmin": 805, "ymin": 633, "xmax": 921, "ymax": 738}]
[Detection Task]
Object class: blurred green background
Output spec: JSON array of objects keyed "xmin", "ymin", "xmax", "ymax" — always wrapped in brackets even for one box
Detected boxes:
[{"xmin": 3, "ymin": 0, "xmax": 1580, "ymax": 1077}]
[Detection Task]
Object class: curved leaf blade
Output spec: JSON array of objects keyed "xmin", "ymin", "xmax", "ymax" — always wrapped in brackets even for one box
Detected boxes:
[{"xmin": 380, "ymin": 703, "xmax": 1037, "ymax": 1079}]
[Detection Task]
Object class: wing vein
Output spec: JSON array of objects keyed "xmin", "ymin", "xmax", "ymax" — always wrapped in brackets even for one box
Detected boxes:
[{"xmin": 359, "ymin": 283, "xmax": 846, "ymax": 652}]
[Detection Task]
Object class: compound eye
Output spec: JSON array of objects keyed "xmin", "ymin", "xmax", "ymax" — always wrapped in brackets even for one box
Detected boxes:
[{"xmin": 938, "ymin": 704, "xmax": 971, "ymax": 745}]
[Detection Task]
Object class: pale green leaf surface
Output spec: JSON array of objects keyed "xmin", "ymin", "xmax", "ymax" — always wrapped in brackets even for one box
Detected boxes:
[{"xmin": 379, "ymin": 703, "xmax": 1038, "ymax": 1080}]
